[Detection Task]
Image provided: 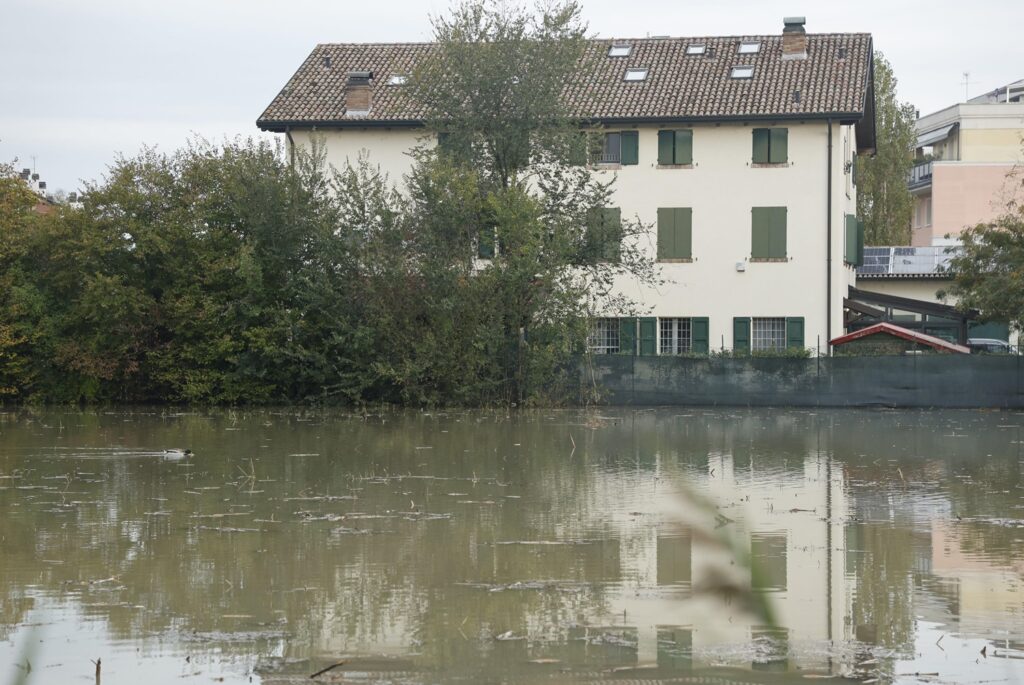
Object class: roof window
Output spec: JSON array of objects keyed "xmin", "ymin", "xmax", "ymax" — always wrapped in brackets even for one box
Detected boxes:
[
  {"xmin": 731, "ymin": 66, "xmax": 754, "ymax": 79},
  {"xmin": 387, "ymin": 74, "xmax": 407, "ymax": 86},
  {"xmin": 624, "ymin": 68, "xmax": 648, "ymax": 81},
  {"xmin": 608, "ymin": 45, "xmax": 632, "ymax": 57},
  {"xmin": 686, "ymin": 44, "xmax": 706, "ymax": 55},
  {"xmin": 738, "ymin": 41, "xmax": 761, "ymax": 54}
]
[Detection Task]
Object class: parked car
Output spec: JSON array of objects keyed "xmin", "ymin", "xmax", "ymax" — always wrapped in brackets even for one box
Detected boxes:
[{"xmin": 967, "ymin": 338, "xmax": 1018, "ymax": 354}]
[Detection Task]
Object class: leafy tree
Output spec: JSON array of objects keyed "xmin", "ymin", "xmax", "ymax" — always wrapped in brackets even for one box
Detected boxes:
[
  {"xmin": 856, "ymin": 52, "xmax": 917, "ymax": 245},
  {"xmin": 406, "ymin": 0, "xmax": 657, "ymax": 404}
]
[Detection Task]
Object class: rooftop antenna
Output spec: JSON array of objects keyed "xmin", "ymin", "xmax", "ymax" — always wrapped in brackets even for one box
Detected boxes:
[
  {"xmin": 30, "ymin": 155, "xmax": 36, "ymax": 174},
  {"xmin": 961, "ymin": 71, "xmax": 976, "ymax": 101}
]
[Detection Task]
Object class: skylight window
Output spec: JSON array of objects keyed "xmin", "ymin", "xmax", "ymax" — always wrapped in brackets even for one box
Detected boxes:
[
  {"xmin": 738, "ymin": 41, "xmax": 761, "ymax": 54},
  {"xmin": 624, "ymin": 68, "xmax": 648, "ymax": 82},
  {"xmin": 387, "ymin": 74, "xmax": 407, "ymax": 86},
  {"xmin": 686, "ymin": 44, "xmax": 706, "ymax": 55},
  {"xmin": 608, "ymin": 45, "xmax": 632, "ymax": 57},
  {"xmin": 731, "ymin": 66, "xmax": 754, "ymax": 79}
]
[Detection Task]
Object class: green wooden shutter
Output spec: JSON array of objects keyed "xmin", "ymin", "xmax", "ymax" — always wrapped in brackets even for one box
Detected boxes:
[
  {"xmin": 478, "ymin": 225, "xmax": 495, "ymax": 259},
  {"xmin": 752, "ymin": 207, "xmax": 771, "ymax": 258},
  {"xmin": 658, "ymin": 131, "xmax": 674, "ymax": 165},
  {"xmin": 733, "ymin": 317, "xmax": 751, "ymax": 354},
  {"xmin": 619, "ymin": 317, "xmax": 636, "ymax": 355},
  {"xmin": 603, "ymin": 208, "xmax": 622, "ymax": 262},
  {"xmin": 769, "ymin": 207, "xmax": 787, "ymax": 258},
  {"xmin": 620, "ymin": 130, "xmax": 639, "ymax": 165},
  {"xmin": 856, "ymin": 218, "xmax": 865, "ymax": 266},
  {"xmin": 769, "ymin": 128, "xmax": 788, "ymax": 164},
  {"xmin": 674, "ymin": 208, "xmax": 692, "ymax": 259},
  {"xmin": 657, "ymin": 207, "xmax": 673, "ymax": 259},
  {"xmin": 639, "ymin": 317, "xmax": 657, "ymax": 356},
  {"xmin": 786, "ymin": 317, "xmax": 805, "ymax": 349},
  {"xmin": 568, "ymin": 131, "xmax": 588, "ymax": 166},
  {"xmin": 675, "ymin": 130, "xmax": 693, "ymax": 165},
  {"xmin": 752, "ymin": 128, "xmax": 770, "ymax": 163},
  {"xmin": 844, "ymin": 214, "xmax": 856, "ymax": 264},
  {"xmin": 691, "ymin": 317, "xmax": 710, "ymax": 354}
]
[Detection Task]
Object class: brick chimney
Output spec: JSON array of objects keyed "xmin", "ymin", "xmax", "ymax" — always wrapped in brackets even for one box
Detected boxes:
[
  {"xmin": 345, "ymin": 71, "xmax": 373, "ymax": 116},
  {"xmin": 781, "ymin": 17, "xmax": 807, "ymax": 61}
]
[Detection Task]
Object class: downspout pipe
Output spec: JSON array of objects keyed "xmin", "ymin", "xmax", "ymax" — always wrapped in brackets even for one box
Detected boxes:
[
  {"xmin": 826, "ymin": 119, "xmax": 833, "ymax": 355},
  {"xmin": 285, "ymin": 125, "xmax": 296, "ymax": 166}
]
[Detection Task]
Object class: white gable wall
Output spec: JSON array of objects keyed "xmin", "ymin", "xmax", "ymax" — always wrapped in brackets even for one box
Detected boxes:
[{"xmin": 287, "ymin": 120, "xmax": 859, "ymax": 353}]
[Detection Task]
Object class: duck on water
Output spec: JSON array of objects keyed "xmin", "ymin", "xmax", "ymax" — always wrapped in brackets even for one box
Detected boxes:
[{"xmin": 162, "ymin": 449, "xmax": 193, "ymax": 460}]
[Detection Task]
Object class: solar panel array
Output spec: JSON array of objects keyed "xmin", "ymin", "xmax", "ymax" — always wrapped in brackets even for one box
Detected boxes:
[{"xmin": 856, "ymin": 246, "xmax": 957, "ymax": 276}]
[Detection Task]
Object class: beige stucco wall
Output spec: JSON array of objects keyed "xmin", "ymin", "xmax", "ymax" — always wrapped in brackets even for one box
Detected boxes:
[
  {"xmin": 960, "ymin": 128, "xmax": 1024, "ymax": 162},
  {"xmin": 932, "ymin": 162, "xmax": 1017, "ymax": 239},
  {"xmin": 856, "ymin": 278, "xmax": 951, "ymax": 305},
  {"xmin": 289, "ymin": 120, "xmax": 859, "ymax": 352}
]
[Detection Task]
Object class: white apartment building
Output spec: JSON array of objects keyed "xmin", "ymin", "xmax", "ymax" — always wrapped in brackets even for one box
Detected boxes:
[{"xmin": 258, "ymin": 18, "xmax": 876, "ymax": 355}]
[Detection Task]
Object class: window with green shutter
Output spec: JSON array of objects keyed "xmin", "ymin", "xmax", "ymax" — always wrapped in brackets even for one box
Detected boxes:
[
  {"xmin": 477, "ymin": 225, "xmax": 496, "ymax": 259},
  {"xmin": 844, "ymin": 214, "xmax": 857, "ymax": 265},
  {"xmin": 752, "ymin": 128, "xmax": 788, "ymax": 164},
  {"xmin": 619, "ymin": 317, "xmax": 637, "ymax": 355},
  {"xmin": 692, "ymin": 317, "xmax": 710, "ymax": 354},
  {"xmin": 856, "ymin": 218, "xmax": 864, "ymax": 266},
  {"xmin": 586, "ymin": 207, "xmax": 622, "ymax": 262},
  {"xmin": 657, "ymin": 207, "xmax": 692, "ymax": 260},
  {"xmin": 751, "ymin": 207, "xmax": 787, "ymax": 259},
  {"xmin": 733, "ymin": 317, "xmax": 751, "ymax": 354},
  {"xmin": 620, "ymin": 131, "xmax": 639, "ymax": 165},
  {"xmin": 785, "ymin": 317, "xmax": 804, "ymax": 349},
  {"xmin": 657, "ymin": 130, "xmax": 693, "ymax": 165},
  {"xmin": 639, "ymin": 317, "xmax": 657, "ymax": 356}
]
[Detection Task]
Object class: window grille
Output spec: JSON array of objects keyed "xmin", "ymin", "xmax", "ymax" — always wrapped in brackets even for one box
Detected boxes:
[
  {"xmin": 660, "ymin": 318, "xmax": 692, "ymax": 354},
  {"xmin": 752, "ymin": 318, "xmax": 786, "ymax": 351},
  {"xmin": 589, "ymin": 318, "xmax": 620, "ymax": 354}
]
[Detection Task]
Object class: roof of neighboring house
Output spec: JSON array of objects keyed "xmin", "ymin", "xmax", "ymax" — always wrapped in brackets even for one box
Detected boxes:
[
  {"xmin": 257, "ymin": 33, "xmax": 875, "ymax": 145},
  {"xmin": 830, "ymin": 323, "xmax": 970, "ymax": 354}
]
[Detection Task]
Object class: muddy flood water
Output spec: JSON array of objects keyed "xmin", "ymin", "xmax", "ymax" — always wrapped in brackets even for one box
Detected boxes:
[{"xmin": 2, "ymin": 408, "xmax": 1024, "ymax": 684}]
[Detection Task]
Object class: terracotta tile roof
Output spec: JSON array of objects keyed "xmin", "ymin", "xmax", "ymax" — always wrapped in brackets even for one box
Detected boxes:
[{"xmin": 257, "ymin": 33, "xmax": 873, "ymax": 130}]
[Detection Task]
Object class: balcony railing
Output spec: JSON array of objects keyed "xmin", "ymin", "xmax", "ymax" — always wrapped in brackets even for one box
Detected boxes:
[
  {"xmin": 908, "ymin": 161, "xmax": 933, "ymax": 190},
  {"xmin": 857, "ymin": 246, "xmax": 959, "ymax": 277}
]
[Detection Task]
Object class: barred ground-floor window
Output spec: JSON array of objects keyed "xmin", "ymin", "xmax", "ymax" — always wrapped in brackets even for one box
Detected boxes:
[
  {"xmin": 660, "ymin": 318, "xmax": 692, "ymax": 354},
  {"xmin": 752, "ymin": 317, "xmax": 787, "ymax": 351},
  {"xmin": 588, "ymin": 318, "xmax": 620, "ymax": 354}
]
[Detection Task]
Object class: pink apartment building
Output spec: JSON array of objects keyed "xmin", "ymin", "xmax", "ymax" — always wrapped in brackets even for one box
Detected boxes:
[{"xmin": 910, "ymin": 80, "xmax": 1024, "ymax": 247}]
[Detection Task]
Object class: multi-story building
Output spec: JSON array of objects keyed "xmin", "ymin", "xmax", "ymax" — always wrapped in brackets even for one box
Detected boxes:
[
  {"xmin": 258, "ymin": 18, "xmax": 876, "ymax": 355},
  {"xmin": 909, "ymin": 79, "xmax": 1024, "ymax": 247}
]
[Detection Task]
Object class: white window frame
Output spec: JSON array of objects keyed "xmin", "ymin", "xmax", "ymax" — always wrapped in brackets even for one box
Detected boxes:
[
  {"xmin": 731, "ymin": 66, "xmax": 754, "ymax": 79},
  {"xmin": 387, "ymin": 74, "xmax": 407, "ymax": 86},
  {"xmin": 686, "ymin": 44, "xmax": 706, "ymax": 55},
  {"xmin": 624, "ymin": 68, "xmax": 649, "ymax": 82},
  {"xmin": 608, "ymin": 45, "xmax": 632, "ymax": 57},
  {"xmin": 659, "ymin": 318, "xmax": 693, "ymax": 355},
  {"xmin": 738, "ymin": 41, "xmax": 761, "ymax": 54},
  {"xmin": 589, "ymin": 318, "xmax": 620, "ymax": 354}
]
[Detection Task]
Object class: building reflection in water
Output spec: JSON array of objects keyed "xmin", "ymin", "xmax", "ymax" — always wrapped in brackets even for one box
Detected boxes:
[{"xmin": 1, "ymin": 409, "xmax": 1024, "ymax": 683}]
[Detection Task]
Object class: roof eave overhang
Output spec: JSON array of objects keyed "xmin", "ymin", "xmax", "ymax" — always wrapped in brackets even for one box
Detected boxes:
[
  {"xmin": 854, "ymin": 38, "xmax": 877, "ymax": 155},
  {"xmin": 258, "ymin": 111, "xmax": 867, "ymax": 133}
]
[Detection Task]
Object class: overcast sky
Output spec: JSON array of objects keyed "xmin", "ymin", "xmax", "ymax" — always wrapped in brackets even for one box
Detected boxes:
[{"xmin": 2, "ymin": 0, "xmax": 1021, "ymax": 193}]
